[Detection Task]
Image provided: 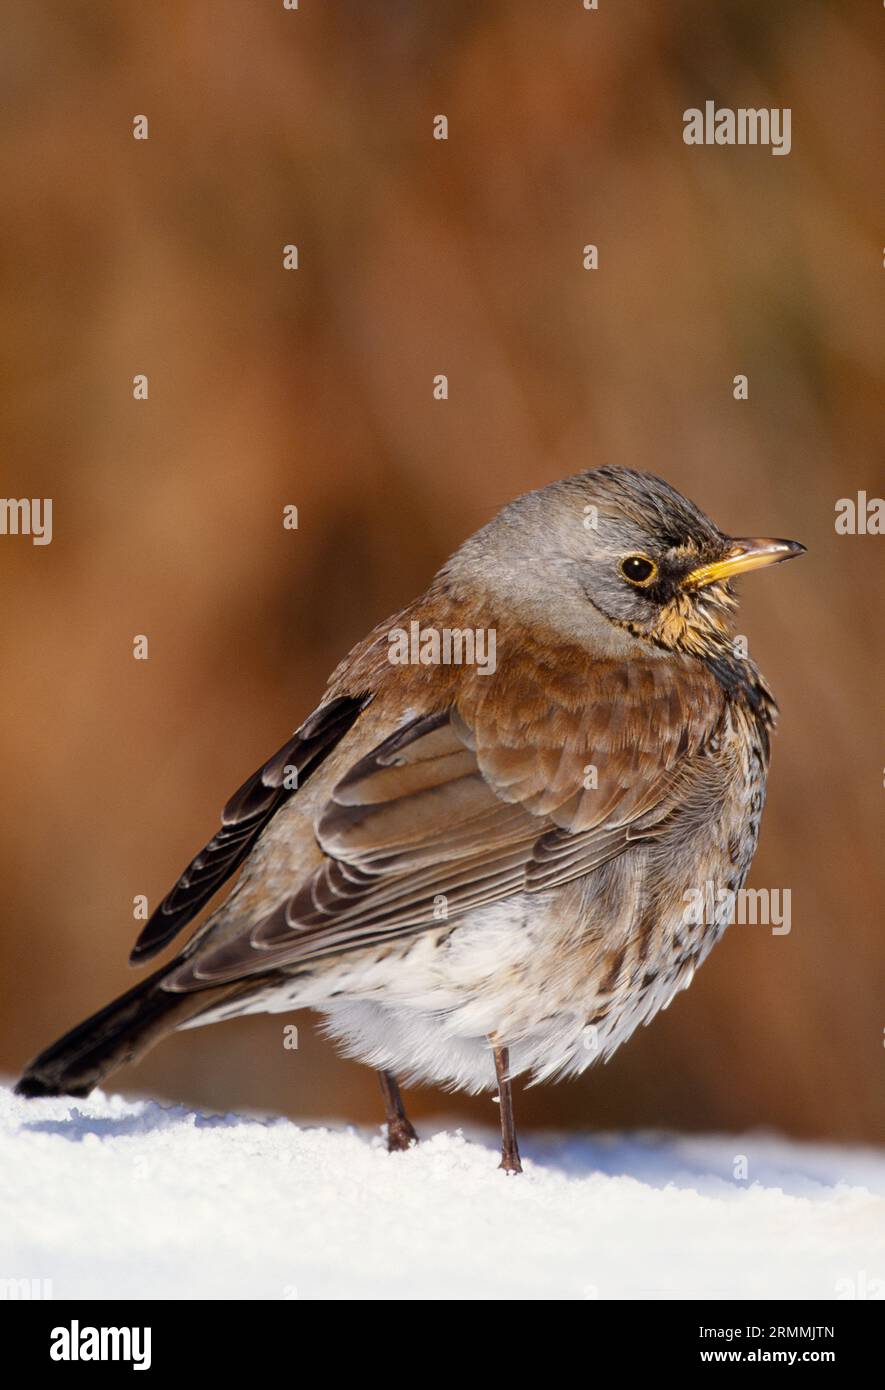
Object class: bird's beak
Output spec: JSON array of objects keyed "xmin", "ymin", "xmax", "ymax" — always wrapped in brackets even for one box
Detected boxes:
[{"xmin": 682, "ymin": 538, "xmax": 806, "ymax": 590}]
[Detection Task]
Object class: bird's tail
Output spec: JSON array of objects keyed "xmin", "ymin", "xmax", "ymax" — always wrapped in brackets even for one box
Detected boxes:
[{"xmin": 15, "ymin": 965, "xmax": 236, "ymax": 1099}]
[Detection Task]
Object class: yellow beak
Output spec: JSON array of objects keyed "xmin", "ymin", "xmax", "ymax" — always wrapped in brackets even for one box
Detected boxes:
[{"xmin": 683, "ymin": 537, "xmax": 806, "ymax": 590}]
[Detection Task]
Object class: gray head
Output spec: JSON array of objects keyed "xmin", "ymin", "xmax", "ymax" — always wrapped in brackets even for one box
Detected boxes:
[{"xmin": 440, "ymin": 466, "xmax": 804, "ymax": 657}]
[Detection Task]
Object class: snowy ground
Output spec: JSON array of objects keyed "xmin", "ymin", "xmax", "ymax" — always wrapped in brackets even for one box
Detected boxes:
[{"xmin": 1, "ymin": 1083, "xmax": 883, "ymax": 1300}]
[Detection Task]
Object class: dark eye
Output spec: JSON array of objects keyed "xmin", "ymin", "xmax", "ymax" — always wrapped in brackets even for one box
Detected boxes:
[{"xmin": 620, "ymin": 554, "xmax": 657, "ymax": 586}]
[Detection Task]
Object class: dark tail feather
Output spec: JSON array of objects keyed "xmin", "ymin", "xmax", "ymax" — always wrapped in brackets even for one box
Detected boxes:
[{"xmin": 15, "ymin": 965, "xmax": 225, "ymax": 1099}]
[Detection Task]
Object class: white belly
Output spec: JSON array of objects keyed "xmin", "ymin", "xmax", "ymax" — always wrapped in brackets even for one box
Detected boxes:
[{"xmin": 185, "ymin": 880, "xmax": 713, "ymax": 1093}]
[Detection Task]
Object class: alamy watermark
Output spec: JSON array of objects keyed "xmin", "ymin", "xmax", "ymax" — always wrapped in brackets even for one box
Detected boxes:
[
  {"xmin": 387, "ymin": 621, "xmax": 496, "ymax": 675},
  {"xmin": 834, "ymin": 491, "xmax": 884, "ymax": 534},
  {"xmin": 0, "ymin": 1276, "xmax": 52, "ymax": 1299},
  {"xmin": 683, "ymin": 102, "xmax": 791, "ymax": 157},
  {"xmin": 0, "ymin": 497, "xmax": 53, "ymax": 545},
  {"xmin": 684, "ymin": 880, "xmax": 791, "ymax": 936},
  {"xmin": 50, "ymin": 1321, "xmax": 151, "ymax": 1370}
]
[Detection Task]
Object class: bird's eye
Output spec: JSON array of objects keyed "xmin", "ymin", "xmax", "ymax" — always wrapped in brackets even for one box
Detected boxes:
[{"xmin": 620, "ymin": 555, "xmax": 657, "ymax": 586}]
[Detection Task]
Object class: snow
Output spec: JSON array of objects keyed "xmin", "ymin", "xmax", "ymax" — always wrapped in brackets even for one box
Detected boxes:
[{"xmin": 2, "ymin": 1083, "xmax": 883, "ymax": 1300}]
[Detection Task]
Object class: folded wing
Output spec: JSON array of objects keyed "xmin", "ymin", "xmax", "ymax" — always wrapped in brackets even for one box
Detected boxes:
[{"xmin": 166, "ymin": 657, "xmax": 725, "ymax": 987}]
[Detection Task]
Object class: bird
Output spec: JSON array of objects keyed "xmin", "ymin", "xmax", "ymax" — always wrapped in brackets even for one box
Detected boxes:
[{"xmin": 17, "ymin": 466, "xmax": 805, "ymax": 1172}]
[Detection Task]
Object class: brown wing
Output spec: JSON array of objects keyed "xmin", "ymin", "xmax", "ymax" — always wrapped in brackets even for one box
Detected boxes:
[
  {"xmin": 168, "ymin": 657, "xmax": 725, "ymax": 986},
  {"xmin": 131, "ymin": 694, "xmax": 369, "ymax": 962}
]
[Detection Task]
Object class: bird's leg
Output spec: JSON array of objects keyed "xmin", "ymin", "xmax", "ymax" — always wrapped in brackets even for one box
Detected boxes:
[
  {"xmin": 491, "ymin": 1040, "xmax": 523, "ymax": 1174},
  {"xmin": 378, "ymin": 1069, "xmax": 418, "ymax": 1152}
]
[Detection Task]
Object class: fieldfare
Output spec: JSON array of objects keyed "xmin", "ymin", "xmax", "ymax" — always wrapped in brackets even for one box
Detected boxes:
[{"xmin": 17, "ymin": 467, "xmax": 804, "ymax": 1173}]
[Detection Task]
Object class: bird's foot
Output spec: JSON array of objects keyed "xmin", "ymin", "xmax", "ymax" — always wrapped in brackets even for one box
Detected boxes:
[
  {"xmin": 386, "ymin": 1116, "xmax": 419, "ymax": 1153},
  {"xmin": 499, "ymin": 1146, "xmax": 523, "ymax": 1175}
]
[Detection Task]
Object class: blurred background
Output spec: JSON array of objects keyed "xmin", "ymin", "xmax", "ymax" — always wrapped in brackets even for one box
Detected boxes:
[{"xmin": 1, "ymin": 0, "xmax": 882, "ymax": 1144}]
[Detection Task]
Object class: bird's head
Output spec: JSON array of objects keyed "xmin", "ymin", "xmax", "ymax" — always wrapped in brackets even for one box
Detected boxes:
[
  {"xmin": 565, "ymin": 466, "xmax": 806, "ymax": 658},
  {"xmin": 444, "ymin": 466, "xmax": 805, "ymax": 661}
]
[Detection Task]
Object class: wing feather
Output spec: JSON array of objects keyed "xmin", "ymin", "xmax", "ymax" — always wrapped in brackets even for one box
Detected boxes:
[{"xmin": 130, "ymin": 694, "xmax": 368, "ymax": 962}]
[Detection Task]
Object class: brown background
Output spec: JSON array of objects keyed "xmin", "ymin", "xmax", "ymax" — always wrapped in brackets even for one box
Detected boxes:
[{"xmin": 1, "ymin": 0, "xmax": 882, "ymax": 1143}]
